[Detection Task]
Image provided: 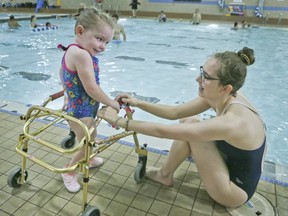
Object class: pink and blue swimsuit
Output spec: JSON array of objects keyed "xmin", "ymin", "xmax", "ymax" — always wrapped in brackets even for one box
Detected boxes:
[{"xmin": 61, "ymin": 44, "xmax": 100, "ymax": 118}]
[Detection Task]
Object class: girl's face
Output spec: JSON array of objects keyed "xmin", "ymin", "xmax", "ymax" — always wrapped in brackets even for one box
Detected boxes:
[{"xmin": 76, "ymin": 23, "xmax": 114, "ymax": 56}]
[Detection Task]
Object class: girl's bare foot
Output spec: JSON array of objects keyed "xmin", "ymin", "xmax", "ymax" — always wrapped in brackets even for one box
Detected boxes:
[{"xmin": 145, "ymin": 166, "xmax": 173, "ymax": 186}]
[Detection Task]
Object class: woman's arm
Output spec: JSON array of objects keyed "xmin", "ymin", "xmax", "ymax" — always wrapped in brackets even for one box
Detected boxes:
[
  {"xmin": 97, "ymin": 106, "xmax": 236, "ymax": 143},
  {"xmin": 118, "ymin": 93, "xmax": 211, "ymax": 120}
]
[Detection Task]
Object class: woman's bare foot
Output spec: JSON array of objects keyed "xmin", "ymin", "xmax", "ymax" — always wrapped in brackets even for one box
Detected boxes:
[{"xmin": 145, "ymin": 166, "xmax": 173, "ymax": 186}]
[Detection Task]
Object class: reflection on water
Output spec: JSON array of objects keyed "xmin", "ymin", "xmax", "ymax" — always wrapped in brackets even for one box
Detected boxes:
[
  {"xmin": 110, "ymin": 90, "xmax": 160, "ymax": 104},
  {"xmin": 115, "ymin": 56, "xmax": 145, "ymax": 61},
  {"xmin": 0, "ymin": 17, "xmax": 288, "ymax": 166},
  {"xmin": 13, "ymin": 72, "xmax": 51, "ymax": 81}
]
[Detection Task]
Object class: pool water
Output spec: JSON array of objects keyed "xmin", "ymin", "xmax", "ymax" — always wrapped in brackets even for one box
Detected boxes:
[{"xmin": 0, "ymin": 17, "xmax": 288, "ymax": 166}]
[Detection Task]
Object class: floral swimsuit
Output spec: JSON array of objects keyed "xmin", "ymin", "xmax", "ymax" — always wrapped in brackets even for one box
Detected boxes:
[{"xmin": 61, "ymin": 44, "xmax": 100, "ymax": 118}]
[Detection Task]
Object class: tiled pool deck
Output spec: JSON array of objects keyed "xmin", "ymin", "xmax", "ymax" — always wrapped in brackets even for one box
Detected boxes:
[{"xmin": 0, "ymin": 109, "xmax": 288, "ymax": 216}]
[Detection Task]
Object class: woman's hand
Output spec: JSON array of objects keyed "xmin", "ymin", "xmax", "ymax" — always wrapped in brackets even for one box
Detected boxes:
[
  {"xmin": 115, "ymin": 93, "xmax": 139, "ymax": 107},
  {"xmin": 98, "ymin": 106, "xmax": 119, "ymax": 124}
]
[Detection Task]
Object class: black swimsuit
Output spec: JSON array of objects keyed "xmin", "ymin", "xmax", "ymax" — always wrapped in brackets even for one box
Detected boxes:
[{"xmin": 216, "ymin": 101, "xmax": 266, "ymax": 201}]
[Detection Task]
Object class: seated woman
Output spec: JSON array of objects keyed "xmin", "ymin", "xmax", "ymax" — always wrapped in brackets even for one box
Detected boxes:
[
  {"xmin": 98, "ymin": 47, "xmax": 266, "ymax": 208},
  {"xmin": 8, "ymin": 15, "xmax": 21, "ymax": 29}
]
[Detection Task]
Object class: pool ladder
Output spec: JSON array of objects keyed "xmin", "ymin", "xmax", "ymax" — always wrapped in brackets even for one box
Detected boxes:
[
  {"xmin": 107, "ymin": 4, "xmax": 120, "ymax": 15},
  {"xmin": 264, "ymin": 12, "xmax": 283, "ymax": 25},
  {"xmin": 116, "ymin": 5, "xmax": 120, "ymax": 15},
  {"xmin": 264, "ymin": 12, "xmax": 270, "ymax": 24}
]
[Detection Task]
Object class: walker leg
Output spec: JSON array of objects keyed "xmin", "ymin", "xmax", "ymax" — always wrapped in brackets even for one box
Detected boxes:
[{"xmin": 134, "ymin": 144, "xmax": 148, "ymax": 183}]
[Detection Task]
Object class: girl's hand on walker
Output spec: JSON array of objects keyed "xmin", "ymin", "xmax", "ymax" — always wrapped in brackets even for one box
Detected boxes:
[
  {"xmin": 98, "ymin": 106, "xmax": 119, "ymax": 125},
  {"xmin": 109, "ymin": 100, "xmax": 121, "ymax": 113}
]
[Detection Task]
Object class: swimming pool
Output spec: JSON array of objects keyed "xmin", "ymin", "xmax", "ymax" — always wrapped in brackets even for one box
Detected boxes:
[{"xmin": 0, "ymin": 17, "xmax": 288, "ymax": 167}]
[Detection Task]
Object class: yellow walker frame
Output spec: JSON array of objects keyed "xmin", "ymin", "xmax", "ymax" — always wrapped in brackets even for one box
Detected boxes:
[{"xmin": 7, "ymin": 91, "xmax": 148, "ymax": 216}]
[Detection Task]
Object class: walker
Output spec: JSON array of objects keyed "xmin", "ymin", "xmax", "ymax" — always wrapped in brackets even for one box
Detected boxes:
[{"xmin": 7, "ymin": 90, "xmax": 148, "ymax": 216}]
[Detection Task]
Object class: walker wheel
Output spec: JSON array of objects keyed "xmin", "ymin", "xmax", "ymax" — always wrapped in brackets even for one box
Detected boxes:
[
  {"xmin": 7, "ymin": 167, "xmax": 28, "ymax": 188},
  {"xmin": 134, "ymin": 155, "xmax": 147, "ymax": 183},
  {"xmin": 82, "ymin": 205, "xmax": 100, "ymax": 216},
  {"xmin": 60, "ymin": 130, "xmax": 76, "ymax": 149},
  {"xmin": 134, "ymin": 162, "xmax": 146, "ymax": 183}
]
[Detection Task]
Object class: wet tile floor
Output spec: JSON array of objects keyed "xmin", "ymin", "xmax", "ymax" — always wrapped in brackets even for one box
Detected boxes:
[{"xmin": 0, "ymin": 110, "xmax": 288, "ymax": 216}]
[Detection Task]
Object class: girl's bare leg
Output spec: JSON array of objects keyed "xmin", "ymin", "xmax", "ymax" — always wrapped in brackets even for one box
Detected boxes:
[
  {"xmin": 67, "ymin": 117, "xmax": 96, "ymax": 168},
  {"xmin": 61, "ymin": 117, "xmax": 97, "ymax": 192}
]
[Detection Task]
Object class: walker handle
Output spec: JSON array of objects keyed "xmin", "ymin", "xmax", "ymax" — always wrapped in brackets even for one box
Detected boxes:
[{"xmin": 49, "ymin": 90, "xmax": 64, "ymax": 101}]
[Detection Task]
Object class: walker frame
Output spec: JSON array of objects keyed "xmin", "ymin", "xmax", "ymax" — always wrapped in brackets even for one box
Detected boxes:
[{"xmin": 7, "ymin": 90, "xmax": 148, "ymax": 216}]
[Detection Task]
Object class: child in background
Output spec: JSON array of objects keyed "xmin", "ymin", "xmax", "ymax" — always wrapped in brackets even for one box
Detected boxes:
[
  {"xmin": 8, "ymin": 15, "xmax": 21, "ymax": 29},
  {"xmin": 111, "ymin": 14, "xmax": 127, "ymax": 41},
  {"xmin": 59, "ymin": 7, "xmax": 120, "ymax": 193},
  {"xmin": 231, "ymin": 22, "xmax": 239, "ymax": 30},
  {"xmin": 30, "ymin": 15, "xmax": 44, "ymax": 28}
]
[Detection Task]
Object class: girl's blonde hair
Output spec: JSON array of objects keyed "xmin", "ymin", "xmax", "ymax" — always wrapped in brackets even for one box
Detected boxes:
[{"xmin": 75, "ymin": 7, "xmax": 115, "ymax": 31}]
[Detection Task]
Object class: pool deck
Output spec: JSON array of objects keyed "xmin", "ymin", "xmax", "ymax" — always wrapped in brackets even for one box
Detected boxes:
[
  {"xmin": 0, "ymin": 101, "xmax": 288, "ymax": 216},
  {"xmin": 1, "ymin": 8, "xmax": 288, "ymax": 27},
  {"xmin": 0, "ymin": 13, "xmax": 69, "ymax": 23}
]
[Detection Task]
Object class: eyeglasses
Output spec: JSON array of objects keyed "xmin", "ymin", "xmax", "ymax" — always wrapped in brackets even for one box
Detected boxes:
[{"xmin": 199, "ymin": 66, "xmax": 220, "ymax": 82}]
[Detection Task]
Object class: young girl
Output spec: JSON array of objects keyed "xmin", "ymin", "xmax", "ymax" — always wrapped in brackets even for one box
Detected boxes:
[{"xmin": 59, "ymin": 7, "xmax": 120, "ymax": 193}]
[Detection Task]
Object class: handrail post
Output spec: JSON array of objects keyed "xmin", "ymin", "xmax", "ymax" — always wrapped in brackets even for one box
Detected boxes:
[
  {"xmin": 265, "ymin": 12, "xmax": 270, "ymax": 24},
  {"xmin": 116, "ymin": 5, "xmax": 120, "ymax": 15},
  {"xmin": 278, "ymin": 12, "xmax": 282, "ymax": 25}
]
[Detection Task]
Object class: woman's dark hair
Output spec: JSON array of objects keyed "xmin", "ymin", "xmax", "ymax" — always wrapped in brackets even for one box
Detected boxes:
[{"xmin": 214, "ymin": 47, "xmax": 255, "ymax": 97}]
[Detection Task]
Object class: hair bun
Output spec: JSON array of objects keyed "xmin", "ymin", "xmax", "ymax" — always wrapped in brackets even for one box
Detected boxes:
[{"xmin": 237, "ymin": 47, "xmax": 255, "ymax": 66}]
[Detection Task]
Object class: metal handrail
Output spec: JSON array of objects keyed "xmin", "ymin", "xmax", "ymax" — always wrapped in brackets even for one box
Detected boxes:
[{"xmin": 278, "ymin": 12, "xmax": 282, "ymax": 25}]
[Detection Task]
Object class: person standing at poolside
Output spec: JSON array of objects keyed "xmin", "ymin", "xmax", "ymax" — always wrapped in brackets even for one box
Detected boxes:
[
  {"xmin": 129, "ymin": 0, "xmax": 141, "ymax": 18},
  {"xmin": 190, "ymin": 8, "xmax": 201, "ymax": 25},
  {"xmin": 111, "ymin": 14, "xmax": 126, "ymax": 41},
  {"xmin": 98, "ymin": 47, "xmax": 267, "ymax": 208},
  {"xmin": 8, "ymin": 15, "xmax": 21, "ymax": 29},
  {"xmin": 59, "ymin": 7, "xmax": 120, "ymax": 193},
  {"xmin": 158, "ymin": 11, "xmax": 167, "ymax": 23}
]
